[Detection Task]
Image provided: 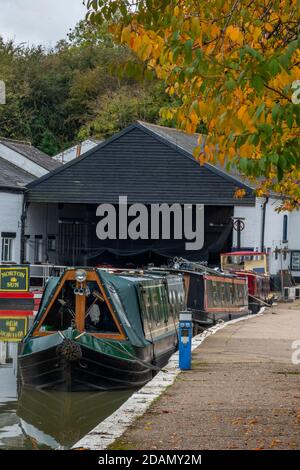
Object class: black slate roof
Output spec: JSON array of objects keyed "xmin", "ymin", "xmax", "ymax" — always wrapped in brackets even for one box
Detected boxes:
[
  {"xmin": 26, "ymin": 122, "xmax": 255, "ymax": 205},
  {"xmin": 0, "ymin": 139, "xmax": 61, "ymax": 171},
  {"xmin": 138, "ymin": 121, "xmax": 257, "ymax": 189},
  {"xmin": 0, "ymin": 156, "xmax": 35, "ymax": 190}
]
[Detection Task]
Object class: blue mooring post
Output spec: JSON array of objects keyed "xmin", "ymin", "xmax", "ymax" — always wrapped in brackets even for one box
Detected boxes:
[{"xmin": 179, "ymin": 311, "xmax": 193, "ymax": 370}]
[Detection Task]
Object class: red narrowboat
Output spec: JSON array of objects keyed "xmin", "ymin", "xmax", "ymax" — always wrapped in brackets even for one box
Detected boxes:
[{"xmin": 220, "ymin": 251, "xmax": 273, "ymax": 313}]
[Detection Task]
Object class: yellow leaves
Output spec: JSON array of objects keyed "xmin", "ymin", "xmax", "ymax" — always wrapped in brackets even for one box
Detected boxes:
[
  {"xmin": 265, "ymin": 23, "xmax": 273, "ymax": 33},
  {"xmin": 204, "ymin": 143, "xmax": 215, "ymax": 161},
  {"xmin": 226, "ymin": 25, "xmax": 244, "ymax": 45},
  {"xmin": 185, "ymin": 121, "xmax": 194, "ymax": 134},
  {"xmin": 90, "ymin": 0, "xmax": 300, "ymax": 207},
  {"xmin": 189, "ymin": 109, "xmax": 199, "ymax": 126},
  {"xmin": 210, "ymin": 23, "xmax": 220, "ymax": 40},
  {"xmin": 120, "ymin": 26, "xmax": 131, "ymax": 44},
  {"xmin": 190, "ymin": 16, "xmax": 201, "ymax": 38},
  {"xmin": 173, "ymin": 6, "xmax": 180, "ymax": 18},
  {"xmin": 237, "ymin": 105, "xmax": 248, "ymax": 123},
  {"xmin": 256, "ymin": 188, "xmax": 266, "ymax": 197},
  {"xmin": 205, "ymin": 43, "xmax": 216, "ymax": 56},
  {"xmin": 233, "ymin": 87, "xmax": 245, "ymax": 101},
  {"xmin": 161, "ymin": 108, "xmax": 175, "ymax": 121},
  {"xmin": 228, "ymin": 147, "xmax": 236, "ymax": 160},
  {"xmin": 239, "ymin": 143, "xmax": 254, "ymax": 158},
  {"xmin": 152, "ymin": 42, "xmax": 162, "ymax": 60},
  {"xmin": 198, "ymin": 100, "xmax": 209, "ymax": 117},
  {"xmin": 271, "ymin": 69, "xmax": 291, "ymax": 92},
  {"xmin": 234, "ymin": 188, "xmax": 246, "ymax": 199},
  {"xmin": 247, "ymin": 25, "xmax": 262, "ymax": 43}
]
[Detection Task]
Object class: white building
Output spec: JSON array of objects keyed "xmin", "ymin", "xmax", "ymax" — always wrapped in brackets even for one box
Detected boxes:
[
  {"xmin": 0, "ymin": 139, "xmax": 60, "ymax": 264},
  {"xmin": 53, "ymin": 139, "xmax": 100, "ymax": 164},
  {"xmin": 233, "ymin": 197, "xmax": 300, "ymax": 279}
]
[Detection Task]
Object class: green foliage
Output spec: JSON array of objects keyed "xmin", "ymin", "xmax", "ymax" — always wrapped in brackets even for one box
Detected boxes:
[{"xmin": 0, "ymin": 20, "xmax": 166, "ymax": 155}]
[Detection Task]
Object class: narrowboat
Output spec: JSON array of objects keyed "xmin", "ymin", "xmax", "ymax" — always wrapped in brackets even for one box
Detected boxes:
[
  {"xmin": 18, "ymin": 268, "xmax": 185, "ymax": 391},
  {"xmin": 148, "ymin": 259, "xmax": 250, "ymax": 331},
  {"xmin": 220, "ymin": 251, "xmax": 273, "ymax": 312}
]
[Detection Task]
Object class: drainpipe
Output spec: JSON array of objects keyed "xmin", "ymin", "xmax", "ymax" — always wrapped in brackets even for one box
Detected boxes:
[
  {"xmin": 20, "ymin": 198, "xmax": 29, "ymax": 264},
  {"xmin": 260, "ymin": 197, "xmax": 268, "ymax": 252}
]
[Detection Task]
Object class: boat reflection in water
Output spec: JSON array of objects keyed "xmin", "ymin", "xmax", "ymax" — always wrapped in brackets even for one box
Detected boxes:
[{"xmin": 17, "ymin": 387, "xmax": 133, "ymax": 449}]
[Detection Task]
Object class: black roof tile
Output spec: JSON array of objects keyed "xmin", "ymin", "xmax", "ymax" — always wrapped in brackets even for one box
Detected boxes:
[
  {"xmin": 0, "ymin": 156, "xmax": 35, "ymax": 190},
  {"xmin": 0, "ymin": 139, "xmax": 61, "ymax": 171},
  {"xmin": 26, "ymin": 123, "xmax": 255, "ymax": 206}
]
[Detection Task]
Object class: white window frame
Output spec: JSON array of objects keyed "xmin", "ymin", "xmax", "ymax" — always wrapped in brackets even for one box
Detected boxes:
[{"xmin": 1, "ymin": 237, "xmax": 15, "ymax": 262}]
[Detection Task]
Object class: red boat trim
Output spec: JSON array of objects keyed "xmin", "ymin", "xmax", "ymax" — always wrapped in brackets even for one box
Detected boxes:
[
  {"xmin": 205, "ymin": 275, "xmax": 246, "ymax": 284},
  {"xmin": 0, "ymin": 292, "xmax": 34, "ymax": 298},
  {"xmin": 0, "ymin": 310, "xmax": 34, "ymax": 317}
]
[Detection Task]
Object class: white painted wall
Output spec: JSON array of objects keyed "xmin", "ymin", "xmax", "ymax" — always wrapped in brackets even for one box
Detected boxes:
[
  {"xmin": 233, "ymin": 197, "xmax": 290, "ymax": 275},
  {"xmin": 0, "ymin": 143, "xmax": 48, "ymax": 178},
  {"xmin": 0, "ymin": 341, "xmax": 7, "ymax": 364},
  {"xmin": 0, "ymin": 191, "xmax": 23, "ymax": 264},
  {"xmin": 288, "ymin": 209, "xmax": 300, "ymax": 279}
]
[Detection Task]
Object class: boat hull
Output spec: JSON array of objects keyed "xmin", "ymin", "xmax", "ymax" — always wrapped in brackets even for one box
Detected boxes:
[{"xmin": 18, "ymin": 334, "xmax": 177, "ymax": 392}]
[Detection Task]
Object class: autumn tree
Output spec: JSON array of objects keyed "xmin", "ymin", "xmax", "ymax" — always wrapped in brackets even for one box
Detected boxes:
[
  {"xmin": 87, "ymin": 0, "xmax": 300, "ymax": 208},
  {"xmin": 0, "ymin": 20, "xmax": 167, "ymax": 153}
]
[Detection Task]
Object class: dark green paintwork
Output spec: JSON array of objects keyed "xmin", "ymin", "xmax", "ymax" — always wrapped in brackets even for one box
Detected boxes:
[{"xmin": 21, "ymin": 327, "xmax": 137, "ymax": 362}]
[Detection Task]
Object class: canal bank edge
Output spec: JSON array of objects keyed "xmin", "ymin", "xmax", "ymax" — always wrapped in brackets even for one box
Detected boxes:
[{"xmin": 72, "ymin": 309, "xmax": 266, "ymax": 451}]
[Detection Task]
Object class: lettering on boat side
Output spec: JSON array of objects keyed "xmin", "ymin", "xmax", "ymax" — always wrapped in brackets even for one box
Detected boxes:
[
  {"xmin": 98, "ymin": 453, "xmax": 202, "ymax": 466},
  {"xmin": 96, "ymin": 196, "xmax": 204, "ymax": 251}
]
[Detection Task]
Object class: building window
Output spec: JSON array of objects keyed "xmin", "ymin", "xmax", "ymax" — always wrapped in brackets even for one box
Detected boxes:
[
  {"xmin": 1, "ymin": 236, "xmax": 15, "ymax": 262},
  {"xmin": 291, "ymin": 251, "xmax": 300, "ymax": 271},
  {"xmin": 283, "ymin": 215, "xmax": 288, "ymax": 243},
  {"xmin": 34, "ymin": 236, "xmax": 43, "ymax": 263},
  {"xmin": 47, "ymin": 235, "xmax": 56, "ymax": 252}
]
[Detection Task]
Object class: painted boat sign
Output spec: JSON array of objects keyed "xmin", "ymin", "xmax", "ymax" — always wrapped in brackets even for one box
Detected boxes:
[
  {"xmin": 0, "ymin": 316, "xmax": 28, "ymax": 342},
  {"xmin": 0, "ymin": 266, "xmax": 29, "ymax": 292}
]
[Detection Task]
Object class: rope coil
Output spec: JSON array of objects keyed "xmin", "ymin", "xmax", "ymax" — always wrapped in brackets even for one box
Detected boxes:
[{"xmin": 56, "ymin": 338, "xmax": 82, "ymax": 362}]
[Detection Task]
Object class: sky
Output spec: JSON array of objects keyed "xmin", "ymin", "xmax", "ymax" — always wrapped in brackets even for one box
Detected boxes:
[{"xmin": 0, "ymin": 0, "xmax": 88, "ymax": 47}]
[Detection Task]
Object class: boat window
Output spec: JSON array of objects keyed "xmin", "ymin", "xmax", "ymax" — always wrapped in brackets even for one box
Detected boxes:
[
  {"xmin": 225, "ymin": 283, "xmax": 231, "ymax": 303},
  {"xmin": 140, "ymin": 284, "xmax": 169, "ymax": 326},
  {"xmin": 211, "ymin": 281, "xmax": 219, "ymax": 306},
  {"xmin": 85, "ymin": 281, "xmax": 118, "ymax": 333},
  {"xmin": 152, "ymin": 285, "xmax": 168, "ymax": 324},
  {"xmin": 229, "ymin": 283, "xmax": 234, "ymax": 303},
  {"xmin": 166, "ymin": 277, "xmax": 185, "ymax": 322},
  {"xmin": 40, "ymin": 281, "xmax": 75, "ymax": 332}
]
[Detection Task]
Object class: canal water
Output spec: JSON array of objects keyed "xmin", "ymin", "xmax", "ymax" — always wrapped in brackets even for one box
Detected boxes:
[{"xmin": 0, "ymin": 363, "xmax": 133, "ymax": 450}]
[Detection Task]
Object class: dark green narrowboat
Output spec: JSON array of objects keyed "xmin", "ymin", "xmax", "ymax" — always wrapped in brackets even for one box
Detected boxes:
[{"xmin": 18, "ymin": 268, "xmax": 185, "ymax": 391}]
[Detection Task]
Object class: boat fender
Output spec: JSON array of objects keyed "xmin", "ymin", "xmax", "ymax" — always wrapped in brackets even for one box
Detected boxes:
[{"xmin": 56, "ymin": 339, "xmax": 82, "ymax": 362}]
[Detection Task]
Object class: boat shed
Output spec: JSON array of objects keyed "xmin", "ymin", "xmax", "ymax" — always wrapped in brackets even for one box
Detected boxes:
[{"xmin": 24, "ymin": 121, "xmax": 255, "ymax": 267}]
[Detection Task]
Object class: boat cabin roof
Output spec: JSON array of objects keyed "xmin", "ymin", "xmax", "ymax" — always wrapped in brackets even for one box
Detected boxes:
[{"xmin": 221, "ymin": 251, "xmax": 267, "ymax": 256}]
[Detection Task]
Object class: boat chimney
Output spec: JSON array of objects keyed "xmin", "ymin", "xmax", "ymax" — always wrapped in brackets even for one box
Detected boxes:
[{"xmin": 76, "ymin": 143, "xmax": 82, "ymax": 158}]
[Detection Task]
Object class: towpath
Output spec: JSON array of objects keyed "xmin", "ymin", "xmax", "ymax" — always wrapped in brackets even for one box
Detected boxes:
[{"xmin": 113, "ymin": 302, "xmax": 300, "ymax": 450}]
